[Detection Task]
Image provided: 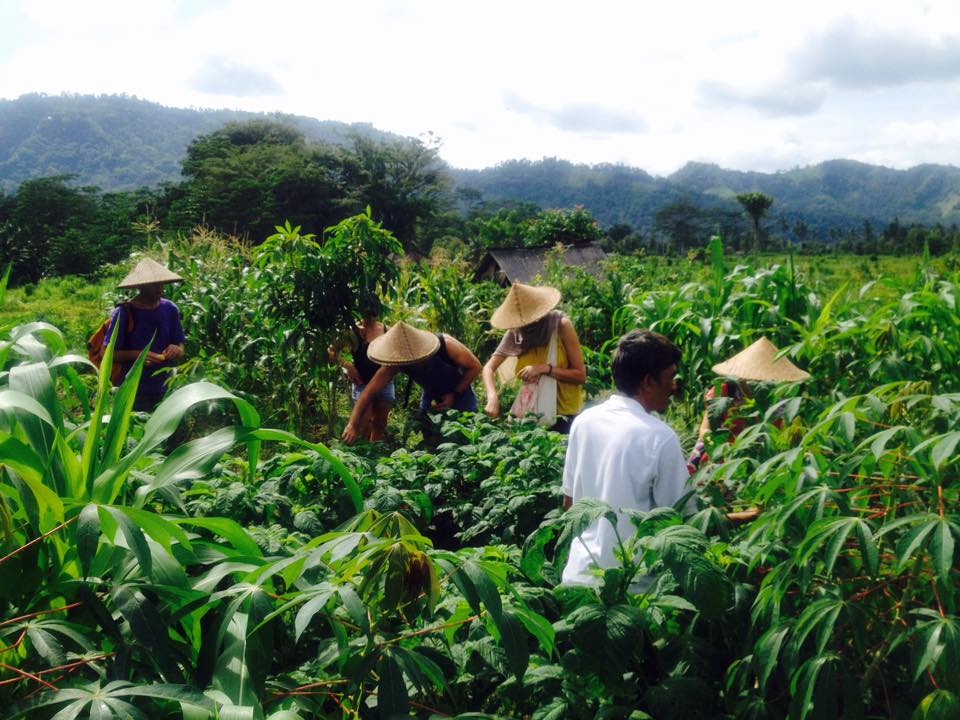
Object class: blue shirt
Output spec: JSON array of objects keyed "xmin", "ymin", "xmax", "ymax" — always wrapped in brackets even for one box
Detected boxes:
[{"xmin": 104, "ymin": 299, "xmax": 185, "ymax": 396}]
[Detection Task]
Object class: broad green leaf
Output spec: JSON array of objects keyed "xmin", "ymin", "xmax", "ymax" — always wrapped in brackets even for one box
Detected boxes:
[
  {"xmin": 93, "ymin": 382, "xmax": 261, "ymax": 504},
  {"xmin": 174, "ymin": 517, "xmax": 261, "ymax": 557},
  {"xmin": 294, "ymin": 587, "xmax": 335, "ymax": 641},
  {"xmin": 377, "ymin": 651, "xmax": 407, "ymax": 719},
  {"xmin": 26, "ymin": 625, "xmax": 65, "ymax": 666},
  {"xmin": 0, "ymin": 433, "xmax": 64, "ymax": 530},
  {"xmin": 784, "ymin": 598, "xmax": 843, "ymax": 672},
  {"xmin": 511, "ymin": 604, "xmax": 555, "ymax": 656},
  {"xmin": 913, "ymin": 690, "xmax": 960, "ymax": 720},
  {"xmin": 754, "ymin": 623, "xmax": 791, "ymax": 690},
  {"xmin": 98, "ymin": 344, "xmax": 151, "ymax": 475},
  {"xmin": 76, "ymin": 503, "xmax": 101, "ymax": 577},
  {"xmin": 390, "ymin": 645, "xmax": 447, "ymax": 693},
  {"xmin": 103, "ymin": 506, "xmax": 152, "ymax": 577},
  {"xmin": 337, "ymin": 586, "xmax": 369, "ymax": 634},
  {"xmin": 896, "ymin": 519, "xmax": 939, "ymax": 572},
  {"xmin": 789, "ymin": 654, "xmax": 838, "ymax": 720},
  {"xmin": 112, "ymin": 586, "xmax": 183, "ymax": 682},
  {"xmin": 564, "ymin": 603, "xmax": 644, "ymax": 682},
  {"xmin": 250, "ymin": 428, "xmax": 361, "ymax": 512},
  {"xmin": 929, "ymin": 519, "xmax": 957, "ymax": 584},
  {"xmin": 494, "ymin": 610, "xmax": 529, "ymax": 682},
  {"xmin": 648, "ymin": 524, "xmax": 730, "ymax": 619},
  {"xmin": 459, "ymin": 560, "xmax": 503, "ymax": 623},
  {"xmin": 931, "ymin": 432, "xmax": 960, "ymax": 470}
]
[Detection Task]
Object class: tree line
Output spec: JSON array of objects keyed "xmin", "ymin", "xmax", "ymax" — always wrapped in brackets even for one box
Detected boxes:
[{"xmin": 0, "ymin": 118, "xmax": 958, "ymax": 284}]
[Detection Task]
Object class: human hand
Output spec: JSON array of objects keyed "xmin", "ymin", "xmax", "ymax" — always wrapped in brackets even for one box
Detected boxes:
[
  {"xmin": 726, "ymin": 507, "xmax": 761, "ymax": 523},
  {"xmin": 341, "ymin": 422, "xmax": 359, "ymax": 445},
  {"xmin": 145, "ymin": 351, "xmax": 166, "ymax": 366},
  {"xmin": 517, "ymin": 363, "xmax": 548, "ymax": 382},
  {"xmin": 163, "ymin": 344, "xmax": 184, "ymax": 361},
  {"xmin": 433, "ymin": 392, "xmax": 455, "ymax": 410},
  {"xmin": 484, "ymin": 396, "xmax": 501, "ymax": 418}
]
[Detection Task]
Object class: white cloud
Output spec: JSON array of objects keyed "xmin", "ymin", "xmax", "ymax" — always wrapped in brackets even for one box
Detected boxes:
[{"xmin": 2, "ymin": 0, "xmax": 960, "ymax": 173}]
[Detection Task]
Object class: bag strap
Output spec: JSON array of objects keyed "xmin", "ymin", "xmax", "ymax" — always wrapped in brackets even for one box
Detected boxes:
[{"xmin": 435, "ymin": 333, "xmax": 451, "ymax": 363}]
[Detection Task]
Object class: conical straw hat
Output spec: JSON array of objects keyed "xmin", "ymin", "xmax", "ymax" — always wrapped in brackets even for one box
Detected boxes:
[
  {"xmin": 490, "ymin": 282, "xmax": 561, "ymax": 329},
  {"xmin": 712, "ymin": 337, "xmax": 811, "ymax": 382},
  {"xmin": 367, "ymin": 321, "xmax": 441, "ymax": 366},
  {"xmin": 118, "ymin": 258, "xmax": 183, "ymax": 289}
]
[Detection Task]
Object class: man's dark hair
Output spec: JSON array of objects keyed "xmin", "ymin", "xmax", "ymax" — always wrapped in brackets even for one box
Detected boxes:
[{"xmin": 612, "ymin": 329, "xmax": 681, "ymax": 395}]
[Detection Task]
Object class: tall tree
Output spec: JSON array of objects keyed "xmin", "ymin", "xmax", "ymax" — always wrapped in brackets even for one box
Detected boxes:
[
  {"xmin": 343, "ymin": 134, "xmax": 451, "ymax": 254},
  {"xmin": 736, "ymin": 191, "xmax": 774, "ymax": 252},
  {"xmin": 166, "ymin": 119, "xmax": 351, "ymax": 241}
]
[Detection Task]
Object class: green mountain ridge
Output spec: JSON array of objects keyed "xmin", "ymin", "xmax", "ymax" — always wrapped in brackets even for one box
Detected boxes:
[
  {"xmin": 3, "ymin": 94, "xmax": 960, "ymax": 232},
  {"xmin": 0, "ymin": 93, "xmax": 401, "ymax": 192}
]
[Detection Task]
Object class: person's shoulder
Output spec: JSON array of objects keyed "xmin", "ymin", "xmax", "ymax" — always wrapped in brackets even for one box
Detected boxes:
[
  {"xmin": 160, "ymin": 298, "xmax": 181, "ymax": 313},
  {"xmin": 573, "ymin": 395, "xmax": 623, "ymax": 427},
  {"xmin": 649, "ymin": 415, "xmax": 683, "ymax": 449}
]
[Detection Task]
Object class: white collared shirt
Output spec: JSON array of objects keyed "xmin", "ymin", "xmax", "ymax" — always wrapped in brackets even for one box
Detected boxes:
[{"xmin": 561, "ymin": 393, "xmax": 693, "ymax": 586}]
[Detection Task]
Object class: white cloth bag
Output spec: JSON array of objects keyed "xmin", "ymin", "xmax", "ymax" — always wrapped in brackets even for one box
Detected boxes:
[{"xmin": 507, "ymin": 331, "xmax": 558, "ymax": 425}]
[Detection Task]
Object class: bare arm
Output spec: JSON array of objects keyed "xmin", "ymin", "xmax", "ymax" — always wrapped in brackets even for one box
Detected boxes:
[
  {"xmin": 342, "ymin": 365, "xmax": 397, "ymax": 444},
  {"xmin": 482, "ymin": 354, "xmax": 507, "ymax": 417},
  {"xmin": 430, "ymin": 335, "xmax": 482, "ymax": 411},
  {"xmin": 697, "ymin": 409, "xmax": 711, "ymax": 441},
  {"xmin": 444, "ymin": 334, "xmax": 482, "ymax": 393},
  {"xmin": 516, "ymin": 317, "xmax": 587, "ymax": 384}
]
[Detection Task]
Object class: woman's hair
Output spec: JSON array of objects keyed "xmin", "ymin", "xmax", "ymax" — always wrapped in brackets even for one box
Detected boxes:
[
  {"xmin": 359, "ymin": 292, "xmax": 383, "ymax": 318},
  {"xmin": 612, "ymin": 329, "xmax": 681, "ymax": 395}
]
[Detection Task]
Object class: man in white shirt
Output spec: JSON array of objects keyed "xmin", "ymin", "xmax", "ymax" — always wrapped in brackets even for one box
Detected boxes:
[{"xmin": 561, "ymin": 329, "xmax": 693, "ymax": 586}]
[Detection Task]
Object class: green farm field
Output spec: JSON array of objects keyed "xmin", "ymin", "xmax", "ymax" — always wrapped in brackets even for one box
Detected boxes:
[{"xmin": 2, "ymin": 229, "xmax": 959, "ymax": 720}]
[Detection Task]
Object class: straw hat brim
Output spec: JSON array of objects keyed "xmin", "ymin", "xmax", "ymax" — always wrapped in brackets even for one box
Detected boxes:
[
  {"xmin": 712, "ymin": 337, "xmax": 811, "ymax": 382},
  {"xmin": 367, "ymin": 323, "xmax": 441, "ymax": 366},
  {"xmin": 490, "ymin": 284, "xmax": 561, "ymax": 329},
  {"xmin": 118, "ymin": 258, "xmax": 184, "ymax": 289}
]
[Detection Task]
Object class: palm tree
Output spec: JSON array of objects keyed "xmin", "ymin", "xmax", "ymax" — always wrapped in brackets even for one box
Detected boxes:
[{"xmin": 736, "ymin": 191, "xmax": 774, "ymax": 252}]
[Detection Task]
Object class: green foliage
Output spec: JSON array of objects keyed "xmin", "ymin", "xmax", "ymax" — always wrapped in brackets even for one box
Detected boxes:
[
  {"xmin": 7, "ymin": 235, "xmax": 960, "ymax": 719},
  {"xmin": 254, "ymin": 212, "xmax": 402, "ymax": 338}
]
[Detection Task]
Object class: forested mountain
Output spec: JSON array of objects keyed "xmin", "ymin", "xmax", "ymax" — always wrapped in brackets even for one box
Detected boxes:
[
  {"xmin": 0, "ymin": 94, "xmax": 399, "ymax": 191},
  {"xmin": 453, "ymin": 158, "xmax": 960, "ymax": 233},
  {"xmin": 3, "ymin": 94, "xmax": 960, "ymax": 237}
]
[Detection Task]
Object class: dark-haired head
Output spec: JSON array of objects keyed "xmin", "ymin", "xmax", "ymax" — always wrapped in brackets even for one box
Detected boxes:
[
  {"xmin": 612, "ymin": 330, "xmax": 681, "ymax": 410},
  {"xmin": 359, "ymin": 292, "xmax": 383, "ymax": 319}
]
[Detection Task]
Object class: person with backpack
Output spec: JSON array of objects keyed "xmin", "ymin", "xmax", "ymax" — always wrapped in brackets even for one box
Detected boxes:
[
  {"xmin": 340, "ymin": 321, "xmax": 481, "ymax": 445},
  {"xmin": 103, "ymin": 258, "xmax": 186, "ymax": 411}
]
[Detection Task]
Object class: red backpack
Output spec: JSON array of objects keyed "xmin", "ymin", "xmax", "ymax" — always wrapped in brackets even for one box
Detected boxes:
[{"xmin": 87, "ymin": 304, "xmax": 134, "ymax": 386}]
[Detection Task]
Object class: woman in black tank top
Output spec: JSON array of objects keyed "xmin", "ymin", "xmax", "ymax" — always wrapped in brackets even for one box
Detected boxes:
[{"xmin": 341, "ymin": 322, "xmax": 482, "ymax": 446}]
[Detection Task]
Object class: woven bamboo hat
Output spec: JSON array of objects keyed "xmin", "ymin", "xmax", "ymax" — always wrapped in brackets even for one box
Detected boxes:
[
  {"xmin": 490, "ymin": 282, "xmax": 561, "ymax": 329},
  {"xmin": 712, "ymin": 337, "xmax": 811, "ymax": 382},
  {"xmin": 118, "ymin": 258, "xmax": 183, "ymax": 289},
  {"xmin": 367, "ymin": 321, "xmax": 441, "ymax": 366}
]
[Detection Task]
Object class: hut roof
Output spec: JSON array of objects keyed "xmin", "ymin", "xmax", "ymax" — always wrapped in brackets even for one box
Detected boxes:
[{"xmin": 474, "ymin": 242, "xmax": 607, "ymax": 285}]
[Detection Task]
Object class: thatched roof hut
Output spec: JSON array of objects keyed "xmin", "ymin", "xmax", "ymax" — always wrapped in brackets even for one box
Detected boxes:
[{"xmin": 474, "ymin": 242, "xmax": 607, "ymax": 286}]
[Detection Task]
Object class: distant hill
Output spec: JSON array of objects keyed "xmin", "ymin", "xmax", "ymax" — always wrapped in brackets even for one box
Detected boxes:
[
  {"xmin": 454, "ymin": 158, "xmax": 960, "ymax": 233},
  {"xmin": 667, "ymin": 160, "xmax": 960, "ymax": 227},
  {"xmin": 0, "ymin": 93, "xmax": 401, "ymax": 191},
  {"xmin": 3, "ymin": 94, "xmax": 960, "ymax": 234}
]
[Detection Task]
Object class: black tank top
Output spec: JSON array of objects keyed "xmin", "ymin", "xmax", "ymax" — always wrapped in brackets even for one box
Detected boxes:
[
  {"xmin": 403, "ymin": 334, "xmax": 463, "ymax": 394},
  {"xmin": 353, "ymin": 324, "xmax": 383, "ymax": 384}
]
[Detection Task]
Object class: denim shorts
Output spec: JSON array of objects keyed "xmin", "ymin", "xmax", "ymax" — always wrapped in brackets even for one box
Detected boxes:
[
  {"xmin": 419, "ymin": 385, "xmax": 478, "ymax": 412},
  {"xmin": 351, "ymin": 381, "xmax": 396, "ymax": 404}
]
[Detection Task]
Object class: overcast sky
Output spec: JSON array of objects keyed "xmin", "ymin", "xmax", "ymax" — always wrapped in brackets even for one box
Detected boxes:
[{"xmin": 2, "ymin": 0, "xmax": 959, "ymax": 176}]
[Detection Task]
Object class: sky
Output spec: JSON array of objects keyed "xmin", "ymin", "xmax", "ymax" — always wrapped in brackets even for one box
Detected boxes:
[{"xmin": 2, "ymin": 0, "xmax": 960, "ymax": 176}]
